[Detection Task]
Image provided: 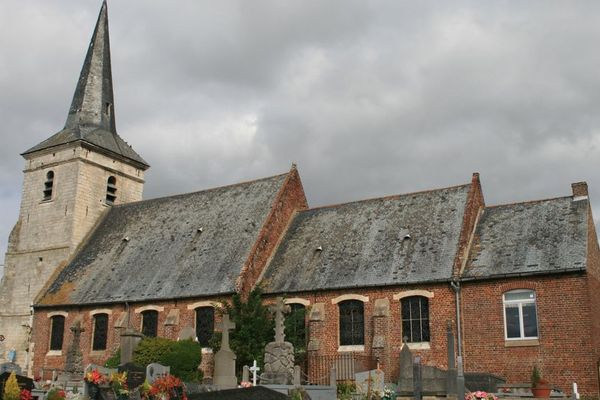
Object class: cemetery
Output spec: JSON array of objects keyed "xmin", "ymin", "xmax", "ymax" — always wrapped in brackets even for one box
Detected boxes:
[{"xmin": 1, "ymin": 297, "xmax": 585, "ymax": 400}]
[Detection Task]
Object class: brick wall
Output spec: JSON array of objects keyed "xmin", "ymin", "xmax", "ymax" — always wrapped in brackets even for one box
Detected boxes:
[
  {"xmin": 236, "ymin": 166, "xmax": 308, "ymax": 298},
  {"xmin": 461, "ymin": 274, "xmax": 599, "ymax": 396},
  {"xmin": 585, "ymin": 204, "xmax": 600, "ymax": 393}
]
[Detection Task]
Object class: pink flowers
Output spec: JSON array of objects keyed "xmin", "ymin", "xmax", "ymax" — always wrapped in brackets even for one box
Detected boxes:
[
  {"xmin": 465, "ymin": 391, "xmax": 498, "ymax": 400},
  {"xmin": 240, "ymin": 381, "xmax": 252, "ymax": 388}
]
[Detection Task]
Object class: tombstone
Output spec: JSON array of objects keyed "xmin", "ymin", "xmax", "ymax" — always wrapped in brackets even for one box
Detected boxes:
[
  {"xmin": 120, "ymin": 328, "xmax": 143, "ymax": 365},
  {"xmin": 396, "ymin": 341, "xmax": 413, "ymax": 394},
  {"xmin": 213, "ymin": 314, "xmax": 237, "ymax": 389},
  {"xmin": 178, "ymin": 326, "xmax": 196, "ymax": 341},
  {"xmin": 355, "ymin": 369, "xmax": 385, "ymax": 396},
  {"xmin": 0, "ymin": 362, "xmax": 21, "ymax": 375},
  {"xmin": 242, "ymin": 366, "xmax": 250, "ymax": 383},
  {"xmin": 83, "ymin": 364, "xmax": 118, "ymax": 400},
  {"xmin": 118, "ymin": 363, "xmax": 146, "ymax": 390},
  {"xmin": 146, "ymin": 363, "xmax": 170, "ymax": 384},
  {"xmin": 293, "ymin": 366, "xmax": 301, "ymax": 388},
  {"xmin": 64, "ymin": 321, "xmax": 85, "ymax": 375},
  {"xmin": 249, "ymin": 360, "xmax": 260, "ymax": 386},
  {"xmin": 0, "ymin": 372, "xmax": 34, "ymax": 399},
  {"xmin": 413, "ymin": 356, "xmax": 423, "ymax": 400},
  {"xmin": 260, "ymin": 297, "xmax": 294, "ymax": 385}
]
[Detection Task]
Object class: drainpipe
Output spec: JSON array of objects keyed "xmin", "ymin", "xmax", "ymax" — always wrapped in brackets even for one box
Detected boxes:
[{"xmin": 450, "ymin": 280, "xmax": 462, "ymax": 358}]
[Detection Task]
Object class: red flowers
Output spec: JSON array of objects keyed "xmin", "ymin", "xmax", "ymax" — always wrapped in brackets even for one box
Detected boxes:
[
  {"xmin": 84, "ymin": 369, "xmax": 108, "ymax": 385},
  {"xmin": 19, "ymin": 389, "xmax": 33, "ymax": 400},
  {"xmin": 145, "ymin": 375, "xmax": 187, "ymax": 400}
]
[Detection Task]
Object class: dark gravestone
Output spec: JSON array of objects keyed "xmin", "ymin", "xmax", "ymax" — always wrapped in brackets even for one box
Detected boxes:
[
  {"xmin": 118, "ymin": 363, "xmax": 146, "ymax": 390},
  {"xmin": 0, "ymin": 372, "xmax": 34, "ymax": 400},
  {"xmin": 99, "ymin": 387, "xmax": 117, "ymax": 400},
  {"xmin": 0, "ymin": 363, "xmax": 21, "ymax": 375}
]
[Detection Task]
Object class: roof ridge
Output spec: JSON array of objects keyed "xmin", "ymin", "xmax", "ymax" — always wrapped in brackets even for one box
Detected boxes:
[
  {"xmin": 485, "ymin": 195, "xmax": 575, "ymax": 210},
  {"xmin": 303, "ymin": 182, "xmax": 471, "ymax": 213},
  {"xmin": 111, "ymin": 171, "xmax": 290, "ymax": 208}
]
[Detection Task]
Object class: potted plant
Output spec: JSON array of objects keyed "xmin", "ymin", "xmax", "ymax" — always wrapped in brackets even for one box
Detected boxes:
[{"xmin": 531, "ymin": 365, "xmax": 551, "ymax": 398}]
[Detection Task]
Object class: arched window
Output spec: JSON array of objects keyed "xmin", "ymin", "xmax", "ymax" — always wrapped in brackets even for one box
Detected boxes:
[
  {"xmin": 401, "ymin": 296, "xmax": 430, "ymax": 342},
  {"xmin": 339, "ymin": 300, "xmax": 364, "ymax": 346},
  {"xmin": 92, "ymin": 313, "xmax": 109, "ymax": 351},
  {"xmin": 106, "ymin": 176, "xmax": 117, "ymax": 205},
  {"xmin": 141, "ymin": 310, "xmax": 158, "ymax": 337},
  {"xmin": 285, "ymin": 303, "xmax": 307, "ymax": 349},
  {"xmin": 503, "ymin": 290, "xmax": 538, "ymax": 340},
  {"xmin": 49, "ymin": 315, "xmax": 65, "ymax": 351},
  {"xmin": 43, "ymin": 170, "xmax": 54, "ymax": 200},
  {"xmin": 195, "ymin": 307, "xmax": 214, "ymax": 347}
]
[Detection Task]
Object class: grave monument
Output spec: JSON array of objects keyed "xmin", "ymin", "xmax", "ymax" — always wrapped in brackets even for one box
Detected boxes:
[
  {"xmin": 213, "ymin": 314, "xmax": 237, "ymax": 389},
  {"xmin": 260, "ymin": 297, "xmax": 294, "ymax": 385}
]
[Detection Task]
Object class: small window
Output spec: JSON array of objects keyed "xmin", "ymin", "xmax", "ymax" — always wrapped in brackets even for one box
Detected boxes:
[
  {"xmin": 401, "ymin": 296, "xmax": 430, "ymax": 342},
  {"xmin": 43, "ymin": 171, "xmax": 54, "ymax": 200},
  {"xmin": 92, "ymin": 313, "xmax": 109, "ymax": 351},
  {"xmin": 285, "ymin": 303, "xmax": 307, "ymax": 349},
  {"xmin": 339, "ymin": 300, "xmax": 364, "ymax": 346},
  {"xmin": 106, "ymin": 176, "xmax": 117, "ymax": 205},
  {"xmin": 504, "ymin": 290, "xmax": 538, "ymax": 340},
  {"xmin": 141, "ymin": 310, "xmax": 158, "ymax": 337},
  {"xmin": 195, "ymin": 307, "xmax": 214, "ymax": 347},
  {"xmin": 49, "ymin": 315, "xmax": 65, "ymax": 351}
]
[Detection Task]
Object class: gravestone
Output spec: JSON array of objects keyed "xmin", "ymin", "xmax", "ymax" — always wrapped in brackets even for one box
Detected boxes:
[
  {"xmin": 118, "ymin": 363, "xmax": 146, "ymax": 390},
  {"xmin": 396, "ymin": 342, "xmax": 449, "ymax": 397},
  {"xmin": 0, "ymin": 372, "xmax": 33, "ymax": 399},
  {"xmin": 120, "ymin": 328, "xmax": 143, "ymax": 365},
  {"xmin": 0, "ymin": 363, "xmax": 21, "ymax": 375},
  {"xmin": 146, "ymin": 363, "xmax": 170, "ymax": 384},
  {"xmin": 355, "ymin": 369, "xmax": 385, "ymax": 396},
  {"xmin": 213, "ymin": 314, "xmax": 237, "ymax": 389},
  {"xmin": 65, "ymin": 321, "xmax": 85, "ymax": 375},
  {"xmin": 178, "ymin": 326, "xmax": 196, "ymax": 341},
  {"xmin": 260, "ymin": 298, "xmax": 294, "ymax": 385}
]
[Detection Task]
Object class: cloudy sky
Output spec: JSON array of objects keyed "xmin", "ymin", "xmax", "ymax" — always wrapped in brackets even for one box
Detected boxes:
[{"xmin": 1, "ymin": 1, "xmax": 600, "ymax": 271}]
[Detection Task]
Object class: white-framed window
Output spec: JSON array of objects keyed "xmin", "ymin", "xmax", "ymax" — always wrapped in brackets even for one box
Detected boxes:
[{"xmin": 503, "ymin": 290, "xmax": 538, "ymax": 340}]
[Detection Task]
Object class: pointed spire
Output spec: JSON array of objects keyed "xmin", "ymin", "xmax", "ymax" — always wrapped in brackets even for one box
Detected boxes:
[
  {"xmin": 23, "ymin": 1, "xmax": 149, "ymax": 169},
  {"xmin": 65, "ymin": 0, "xmax": 115, "ymax": 133}
]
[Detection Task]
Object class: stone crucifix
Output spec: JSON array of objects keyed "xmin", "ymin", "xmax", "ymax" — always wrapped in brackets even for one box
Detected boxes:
[
  {"xmin": 271, "ymin": 297, "xmax": 291, "ymax": 343},
  {"xmin": 218, "ymin": 313, "xmax": 236, "ymax": 351}
]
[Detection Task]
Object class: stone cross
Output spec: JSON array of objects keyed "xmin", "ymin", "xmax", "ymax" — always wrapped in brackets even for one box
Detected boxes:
[
  {"xmin": 271, "ymin": 297, "xmax": 290, "ymax": 343},
  {"xmin": 249, "ymin": 360, "xmax": 260, "ymax": 386},
  {"xmin": 218, "ymin": 314, "xmax": 236, "ymax": 351},
  {"xmin": 65, "ymin": 320, "xmax": 85, "ymax": 374}
]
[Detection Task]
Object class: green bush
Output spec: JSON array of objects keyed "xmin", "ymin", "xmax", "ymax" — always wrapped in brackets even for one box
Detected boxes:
[
  {"xmin": 104, "ymin": 348, "xmax": 121, "ymax": 368},
  {"xmin": 133, "ymin": 337, "xmax": 202, "ymax": 382}
]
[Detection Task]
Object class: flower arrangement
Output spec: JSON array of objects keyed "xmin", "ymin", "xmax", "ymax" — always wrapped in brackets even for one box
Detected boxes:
[
  {"xmin": 142, "ymin": 375, "xmax": 187, "ymax": 400},
  {"xmin": 84, "ymin": 370, "xmax": 109, "ymax": 386},
  {"xmin": 19, "ymin": 389, "xmax": 33, "ymax": 400},
  {"xmin": 46, "ymin": 388, "xmax": 66, "ymax": 400},
  {"xmin": 239, "ymin": 381, "xmax": 252, "ymax": 388},
  {"xmin": 465, "ymin": 391, "xmax": 498, "ymax": 400},
  {"xmin": 109, "ymin": 372, "xmax": 129, "ymax": 396}
]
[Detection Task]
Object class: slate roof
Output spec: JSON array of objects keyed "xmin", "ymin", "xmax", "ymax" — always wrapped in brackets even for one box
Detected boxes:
[
  {"xmin": 463, "ymin": 196, "xmax": 588, "ymax": 279},
  {"xmin": 23, "ymin": 2, "xmax": 148, "ymax": 168},
  {"xmin": 38, "ymin": 173, "xmax": 289, "ymax": 306},
  {"xmin": 261, "ymin": 184, "xmax": 471, "ymax": 294}
]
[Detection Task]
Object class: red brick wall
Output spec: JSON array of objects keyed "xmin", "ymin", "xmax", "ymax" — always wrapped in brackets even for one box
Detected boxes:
[
  {"xmin": 266, "ymin": 283, "xmax": 457, "ymax": 383},
  {"xmin": 586, "ymin": 204, "xmax": 600, "ymax": 394},
  {"xmin": 32, "ymin": 296, "xmax": 228, "ymax": 380},
  {"xmin": 236, "ymin": 167, "xmax": 308, "ymax": 298},
  {"xmin": 461, "ymin": 275, "xmax": 599, "ymax": 396}
]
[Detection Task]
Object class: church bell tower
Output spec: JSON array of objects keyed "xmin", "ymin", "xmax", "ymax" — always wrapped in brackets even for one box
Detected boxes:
[{"xmin": 0, "ymin": 1, "xmax": 149, "ymax": 372}]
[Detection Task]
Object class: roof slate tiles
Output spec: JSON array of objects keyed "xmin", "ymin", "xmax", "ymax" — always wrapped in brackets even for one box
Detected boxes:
[
  {"xmin": 39, "ymin": 173, "xmax": 288, "ymax": 306},
  {"xmin": 261, "ymin": 184, "xmax": 471, "ymax": 293},
  {"xmin": 464, "ymin": 196, "xmax": 588, "ymax": 279}
]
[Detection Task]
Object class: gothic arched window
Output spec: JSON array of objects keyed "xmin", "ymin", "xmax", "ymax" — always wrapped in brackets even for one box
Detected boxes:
[
  {"xmin": 339, "ymin": 300, "xmax": 364, "ymax": 346},
  {"xmin": 401, "ymin": 296, "xmax": 430, "ymax": 342},
  {"xmin": 43, "ymin": 170, "xmax": 54, "ymax": 200},
  {"xmin": 92, "ymin": 313, "xmax": 109, "ymax": 351},
  {"xmin": 141, "ymin": 310, "xmax": 158, "ymax": 337},
  {"xmin": 195, "ymin": 307, "xmax": 214, "ymax": 347},
  {"xmin": 106, "ymin": 176, "xmax": 117, "ymax": 205},
  {"xmin": 49, "ymin": 315, "xmax": 65, "ymax": 351}
]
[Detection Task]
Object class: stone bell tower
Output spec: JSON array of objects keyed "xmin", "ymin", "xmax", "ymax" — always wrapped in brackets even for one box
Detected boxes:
[{"xmin": 0, "ymin": 1, "xmax": 149, "ymax": 373}]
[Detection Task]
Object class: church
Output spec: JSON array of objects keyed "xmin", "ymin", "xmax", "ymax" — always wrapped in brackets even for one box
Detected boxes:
[{"xmin": 1, "ymin": 2, "xmax": 598, "ymax": 396}]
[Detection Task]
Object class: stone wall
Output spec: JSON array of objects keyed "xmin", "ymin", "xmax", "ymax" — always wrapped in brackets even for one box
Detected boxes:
[{"xmin": 0, "ymin": 144, "xmax": 145, "ymax": 372}]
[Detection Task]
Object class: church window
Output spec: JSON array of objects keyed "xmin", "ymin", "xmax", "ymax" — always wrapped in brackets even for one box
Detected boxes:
[
  {"xmin": 43, "ymin": 170, "xmax": 54, "ymax": 200},
  {"xmin": 339, "ymin": 300, "xmax": 364, "ymax": 346},
  {"xmin": 285, "ymin": 303, "xmax": 307, "ymax": 349},
  {"xmin": 106, "ymin": 176, "xmax": 117, "ymax": 205},
  {"xmin": 141, "ymin": 310, "xmax": 158, "ymax": 337},
  {"xmin": 195, "ymin": 307, "xmax": 214, "ymax": 347},
  {"xmin": 401, "ymin": 296, "xmax": 430, "ymax": 342},
  {"xmin": 49, "ymin": 315, "xmax": 65, "ymax": 351},
  {"xmin": 92, "ymin": 313, "xmax": 109, "ymax": 351},
  {"xmin": 503, "ymin": 290, "xmax": 538, "ymax": 340}
]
